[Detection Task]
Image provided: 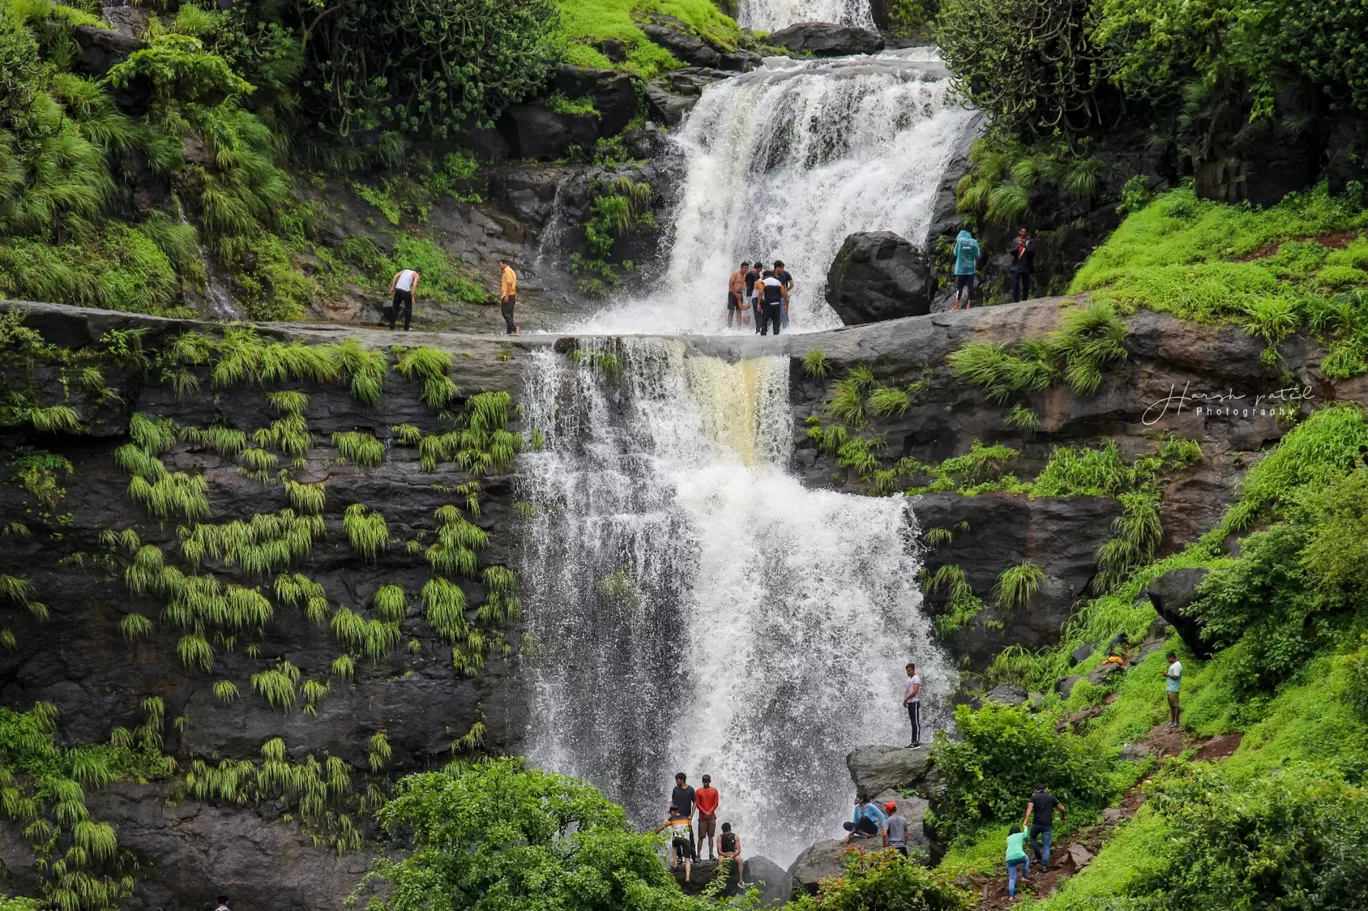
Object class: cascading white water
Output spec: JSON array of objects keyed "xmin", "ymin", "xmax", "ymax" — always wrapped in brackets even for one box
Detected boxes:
[
  {"xmin": 576, "ymin": 50, "xmax": 979, "ymax": 335},
  {"xmin": 519, "ymin": 340, "xmax": 954, "ymax": 865},
  {"xmin": 737, "ymin": 0, "xmax": 873, "ymax": 29}
]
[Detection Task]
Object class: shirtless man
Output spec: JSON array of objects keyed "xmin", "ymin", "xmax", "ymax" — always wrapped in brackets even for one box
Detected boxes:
[{"xmin": 727, "ymin": 261, "xmax": 749, "ymax": 329}]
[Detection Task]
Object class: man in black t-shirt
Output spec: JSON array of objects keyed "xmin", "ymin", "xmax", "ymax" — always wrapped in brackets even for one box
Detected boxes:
[
  {"xmin": 671, "ymin": 772, "xmax": 698, "ymax": 854},
  {"xmin": 1022, "ymin": 785, "xmax": 1066, "ymax": 869},
  {"xmin": 773, "ymin": 260, "xmax": 795, "ymax": 329},
  {"xmin": 746, "ymin": 261, "xmax": 764, "ymax": 334}
]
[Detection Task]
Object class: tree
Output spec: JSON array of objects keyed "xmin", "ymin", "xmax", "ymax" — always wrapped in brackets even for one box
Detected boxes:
[{"xmin": 352, "ymin": 758, "xmax": 710, "ymax": 911}]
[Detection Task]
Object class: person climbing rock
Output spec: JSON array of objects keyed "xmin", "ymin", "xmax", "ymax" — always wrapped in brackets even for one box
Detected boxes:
[
  {"xmin": 904, "ymin": 662, "xmax": 922, "ymax": 749},
  {"xmin": 842, "ymin": 793, "xmax": 886, "ymax": 842},
  {"xmin": 749, "ymin": 261, "xmax": 764, "ymax": 334},
  {"xmin": 1005, "ymin": 824, "xmax": 1030, "ymax": 899},
  {"xmin": 656, "ymin": 805, "xmax": 695, "ymax": 881},
  {"xmin": 1164, "ymin": 651, "xmax": 1183, "ymax": 728},
  {"xmin": 719, "ymin": 822, "xmax": 745, "ymax": 884},
  {"xmin": 951, "ymin": 229, "xmax": 980, "ymax": 311},
  {"xmin": 1009, "ymin": 227, "xmax": 1036, "ymax": 302},
  {"xmin": 387, "ymin": 267, "xmax": 421, "ymax": 331},
  {"xmin": 695, "ymin": 774, "xmax": 720, "ymax": 859},
  {"xmin": 773, "ymin": 259, "xmax": 795, "ymax": 329},
  {"xmin": 727, "ymin": 262, "xmax": 749, "ymax": 329},
  {"xmin": 498, "ymin": 259, "xmax": 519, "ymax": 335},
  {"xmin": 759, "ymin": 270, "xmax": 787, "ymax": 336},
  {"xmin": 882, "ymin": 800, "xmax": 909, "ymax": 856},
  {"xmin": 1023, "ymin": 785, "xmax": 1065, "ymax": 870},
  {"xmin": 671, "ymin": 772, "xmax": 698, "ymax": 854}
]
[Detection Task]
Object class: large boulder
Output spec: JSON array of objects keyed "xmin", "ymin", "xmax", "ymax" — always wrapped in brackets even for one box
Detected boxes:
[
  {"xmin": 70, "ymin": 24, "xmax": 144, "ymax": 77},
  {"xmin": 767, "ymin": 22, "xmax": 885, "ymax": 57},
  {"xmin": 497, "ymin": 106, "xmax": 600, "ymax": 161},
  {"xmin": 787, "ymin": 839, "xmax": 851, "ymax": 897},
  {"xmin": 846, "ymin": 744, "xmax": 933, "ymax": 796},
  {"xmin": 1146, "ymin": 567, "xmax": 1213, "ymax": 657},
  {"xmin": 742, "ymin": 855, "xmax": 791, "ymax": 906},
  {"xmin": 826, "ymin": 231, "xmax": 934, "ymax": 325},
  {"xmin": 552, "ymin": 65, "xmax": 639, "ymax": 139}
]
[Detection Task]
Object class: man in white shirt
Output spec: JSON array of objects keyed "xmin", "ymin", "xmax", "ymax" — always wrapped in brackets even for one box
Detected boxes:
[
  {"xmin": 904, "ymin": 662, "xmax": 923, "ymax": 749},
  {"xmin": 1163, "ymin": 651, "xmax": 1183, "ymax": 728},
  {"xmin": 388, "ymin": 268, "xmax": 421, "ymax": 331}
]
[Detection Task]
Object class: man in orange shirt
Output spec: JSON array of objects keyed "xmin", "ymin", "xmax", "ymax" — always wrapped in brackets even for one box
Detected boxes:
[
  {"xmin": 694, "ymin": 774, "xmax": 720, "ymax": 860},
  {"xmin": 498, "ymin": 259, "xmax": 518, "ymax": 335}
]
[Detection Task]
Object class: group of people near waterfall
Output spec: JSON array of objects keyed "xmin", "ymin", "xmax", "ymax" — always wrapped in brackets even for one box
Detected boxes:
[
  {"xmin": 657, "ymin": 772, "xmax": 744, "ymax": 883},
  {"xmin": 726, "ymin": 259, "xmax": 796, "ymax": 334},
  {"xmin": 950, "ymin": 226, "xmax": 1037, "ymax": 310}
]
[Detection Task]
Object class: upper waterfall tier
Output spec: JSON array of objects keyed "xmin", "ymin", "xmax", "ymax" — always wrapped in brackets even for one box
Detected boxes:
[
  {"xmin": 737, "ymin": 0, "xmax": 874, "ymax": 29},
  {"xmin": 576, "ymin": 50, "xmax": 979, "ymax": 336},
  {"xmin": 517, "ymin": 340, "xmax": 952, "ymax": 865}
]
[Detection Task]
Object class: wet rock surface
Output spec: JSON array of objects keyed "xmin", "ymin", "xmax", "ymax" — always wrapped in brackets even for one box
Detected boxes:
[
  {"xmin": 766, "ymin": 22, "xmax": 886, "ymax": 57},
  {"xmin": 827, "ymin": 231, "xmax": 935, "ymax": 325}
]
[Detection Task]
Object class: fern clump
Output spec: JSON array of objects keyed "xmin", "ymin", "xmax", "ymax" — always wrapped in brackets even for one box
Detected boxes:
[
  {"xmin": 394, "ymin": 346, "xmax": 458, "ymax": 408},
  {"xmin": 251, "ymin": 660, "xmax": 300, "ymax": 710},
  {"xmin": 343, "ymin": 503, "xmax": 389, "ymax": 560},
  {"xmin": 993, "ymin": 562, "xmax": 1045, "ymax": 610},
  {"xmin": 332, "ymin": 431, "xmax": 384, "ymax": 467}
]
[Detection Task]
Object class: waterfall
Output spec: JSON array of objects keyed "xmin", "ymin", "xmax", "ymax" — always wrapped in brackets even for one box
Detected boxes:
[
  {"xmin": 575, "ymin": 50, "xmax": 979, "ymax": 335},
  {"xmin": 737, "ymin": 0, "xmax": 874, "ymax": 30},
  {"xmin": 518, "ymin": 340, "xmax": 953, "ymax": 865}
]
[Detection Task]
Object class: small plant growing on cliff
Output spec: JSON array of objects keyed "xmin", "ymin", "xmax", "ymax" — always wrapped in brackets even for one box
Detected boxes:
[
  {"xmin": 284, "ymin": 479, "xmax": 326, "ymax": 515},
  {"xmin": 803, "ymin": 348, "xmax": 830, "ymax": 378},
  {"xmin": 213, "ymin": 680, "xmax": 239, "ymax": 703},
  {"xmin": 333, "ymin": 431, "xmax": 384, "ymax": 468},
  {"xmin": 252, "ymin": 660, "xmax": 300, "ymax": 710},
  {"xmin": 344, "ymin": 503, "xmax": 390, "ymax": 560},
  {"xmin": 394, "ymin": 346, "xmax": 458, "ymax": 409},
  {"xmin": 868, "ymin": 386, "xmax": 912, "ymax": 417},
  {"xmin": 1006, "ymin": 403, "xmax": 1041, "ymax": 431},
  {"xmin": 368, "ymin": 731, "xmax": 392, "ymax": 771},
  {"xmin": 925, "ymin": 564, "xmax": 985, "ymax": 637},
  {"xmin": 331, "ymin": 654, "xmax": 356, "ymax": 681},
  {"xmin": 374, "ymin": 585, "xmax": 407, "ymax": 623},
  {"xmin": 994, "ymin": 562, "xmax": 1045, "ymax": 610},
  {"xmin": 119, "ymin": 613, "xmax": 153, "ymax": 642}
]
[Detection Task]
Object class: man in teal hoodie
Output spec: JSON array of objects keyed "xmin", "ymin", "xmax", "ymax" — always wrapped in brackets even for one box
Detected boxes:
[{"xmin": 951, "ymin": 229, "xmax": 980, "ymax": 311}]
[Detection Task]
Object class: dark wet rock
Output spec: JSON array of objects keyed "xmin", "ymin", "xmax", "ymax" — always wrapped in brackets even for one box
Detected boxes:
[
  {"xmin": 826, "ymin": 231, "xmax": 935, "ymax": 325},
  {"xmin": 499, "ymin": 105, "xmax": 600, "ymax": 161},
  {"xmin": 1070, "ymin": 642, "xmax": 1096, "ymax": 666},
  {"xmin": 1119, "ymin": 742, "xmax": 1152, "ymax": 762},
  {"xmin": 846, "ymin": 744, "xmax": 933, "ymax": 796},
  {"xmin": 787, "ymin": 839, "xmax": 851, "ymax": 897},
  {"xmin": 71, "ymin": 25, "xmax": 144, "ymax": 77},
  {"xmin": 595, "ymin": 39, "xmax": 628, "ymax": 63},
  {"xmin": 985, "ymin": 684, "xmax": 1029, "ymax": 706},
  {"xmin": 1147, "ymin": 568, "xmax": 1213, "ymax": 657},
  {"xmin": 767, "ymin": 22, "xmax": 885, "ymax": 57},
  {"xmin": 645, "ymin": 84, "xmax": 699, "ymax": 126},
  {"xmin": 552, "ymin": 65, "xmax": 639, "ymax": 138},
  {"xmin": 1088, "ymin": 660, "xmax": 1124, "ymax": 685}
]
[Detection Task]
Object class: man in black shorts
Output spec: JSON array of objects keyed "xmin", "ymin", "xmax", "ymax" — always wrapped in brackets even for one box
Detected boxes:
[
  {"xmin": 1023, "ymin": 785, "xmax": 1066, "ymax": 870},
  {"xmin": 727, "ymin": 261, "xmax": 749, "ymax": 328}
]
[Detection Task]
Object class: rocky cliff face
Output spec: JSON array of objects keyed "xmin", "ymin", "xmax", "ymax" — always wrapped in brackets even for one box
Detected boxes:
[{"xmin": 2, "ymin": 297, "xmax": 1358, "ymax": 907}]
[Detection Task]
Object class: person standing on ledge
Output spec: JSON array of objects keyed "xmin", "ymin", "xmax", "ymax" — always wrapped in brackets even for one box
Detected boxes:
[
  {"xmin": 773, "ymin": 259, "xmax": 795, "ymax": 329},
  {"xmin": 671, "ymin": 772, "xmax": 698, "ymax": 855},
  {"xmin": 727, "ymin": 261, "xmax": 748, "ymax": 329},
  {"xmin": 1009, "ymin": 227, "xmax": 1037, "ymax": 302},
  {"xmin": 951, "ymin": 229, "xmax": 980, "ymax": 311},
  {"xmin": 1164, "ymin": 651, "xmax": 1183, "ymax": 728},
  {"xmin": 387, "ymin": 267, "xmax": 420, "ymax": 331},
  {"xmin": 498, "ymin": 259, "xmax": 519, "ymax": 335},
  {"xmin": 695, "ymin": 774, "xmax": 720, "ymax": 860},
  {"xmin": 758, "ymin": 270, "xmax": 787, "ymax": 336},
  {"xmin": 749, "ymin": 261, "xmax": 765, "ymax": 334},
  {"xmin": 904, "ymin": 662, "xmax": 922, "ymax": 749}
]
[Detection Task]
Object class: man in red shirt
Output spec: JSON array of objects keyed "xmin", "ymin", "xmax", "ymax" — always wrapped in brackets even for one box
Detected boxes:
[{"xmin": 695, "ymin": 774, "xmax": 720, "ymax": 860}]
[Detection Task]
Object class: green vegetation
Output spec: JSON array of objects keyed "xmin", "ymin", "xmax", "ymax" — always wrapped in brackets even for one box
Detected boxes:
[
  {"xmin": 570, "ymin": 178, "xmax": 657, "ymax": 297},
  {"xmin": 558, "ymin": 0, "xmax": 741, "ymax": 77},
  {"xmin": 353, "ymin": 757, "xmax": 724, "ymax": 911},
  {"xmin": 1072, "ymin": 185, "xmax": 1368, "ymax": 369},
  {"xmin": 788, "ymin": 849, "xmax": 972, "ymax": 911},
  {"xmin": 924, "ymin": 564, "xmax": 986, "ymax": 638},
  {"xmin": 993, "ymin": 561, "xmax": 1044, "ymax": 610}
]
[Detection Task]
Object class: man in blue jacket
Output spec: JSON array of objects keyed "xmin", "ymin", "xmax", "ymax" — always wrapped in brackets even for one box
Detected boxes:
[
  {"xmin": 842, "ymin": 793, "xmax": 886, "ymax": 842},
  {"xmin": 951, "ymin": 229, "xmax": 980, "ymax": 311}
]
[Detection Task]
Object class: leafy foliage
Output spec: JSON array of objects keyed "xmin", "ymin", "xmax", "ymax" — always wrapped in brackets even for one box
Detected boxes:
[
  {"xmin": 787, "ymin": 849, "xmax": 972, "ymax": 911},
  {"xmin": 354, "ymin": 758, "xmax": 712, "ymax": 911},
  {"xmin": 929, "ymin": 703, "xmax": 1116, "ymax": 844}
]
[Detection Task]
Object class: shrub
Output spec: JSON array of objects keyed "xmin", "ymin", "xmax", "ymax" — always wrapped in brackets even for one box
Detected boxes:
[
  {"xmin": 930, "ymin": 703, "xmax": 1115, "ymax": 844},
  {"xmin": 1126, "ymin": 766, "xmax": 1368, "ymax": 911},
  {"xmin": 352, "ymin": 758, "xmax": 708, "ymax": 911},
  {"xmin": 788, "ymin": 849, "xmax": 972, "ymax": 911}
]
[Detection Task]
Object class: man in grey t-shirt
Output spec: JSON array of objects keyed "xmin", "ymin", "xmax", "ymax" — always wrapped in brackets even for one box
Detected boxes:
[{"xmin": 882, "ymin": 801, "xmax": 909, "ymax": 856}]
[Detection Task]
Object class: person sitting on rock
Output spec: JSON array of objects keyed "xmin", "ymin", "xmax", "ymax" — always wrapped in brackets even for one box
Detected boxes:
[
  {"xmin": 842, "ymin": 793, "xmax": 885, "ymax": 842},
  {"xmin": 718, "ymin": 821, "xmax": 745, "ymax": 885},
  {"xmin": 656, "ymin": 805, "xmax": 695, "ymax": 881},
  {"xmin": 881, "ymin": 800, "xmax": 909, "ymax": 856}
]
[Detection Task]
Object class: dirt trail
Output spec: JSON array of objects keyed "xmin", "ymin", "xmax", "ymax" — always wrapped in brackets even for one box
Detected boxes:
[{"xmin": 970, "ymin": 727, "xmax": 1243, "ymax": 908}]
